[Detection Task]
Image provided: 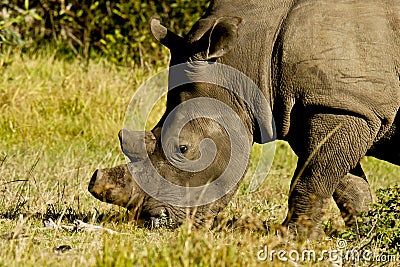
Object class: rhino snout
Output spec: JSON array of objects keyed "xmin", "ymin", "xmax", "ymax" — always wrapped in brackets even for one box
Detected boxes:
[
  {"xmin": 88, "ymin": 169, "xmax": 100, "ymax": 196},
  {"xmin": 88, "ymin": 164, "xmax": 143, "ymax": 209},
  {"xmin": 88, "ymin": 169, "xmax": 114, "ymax": 200}
]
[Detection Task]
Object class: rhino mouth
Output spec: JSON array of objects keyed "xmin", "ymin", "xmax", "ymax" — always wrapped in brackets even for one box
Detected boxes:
[{"xmin": 139, "ymin": 209, "xmax": 177, "ymax": 229}]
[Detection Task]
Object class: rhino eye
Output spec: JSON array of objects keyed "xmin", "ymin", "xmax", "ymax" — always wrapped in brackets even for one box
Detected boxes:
[{"xmin": 179, "ymin": 145, "xmax": 188, "ymax": 154}]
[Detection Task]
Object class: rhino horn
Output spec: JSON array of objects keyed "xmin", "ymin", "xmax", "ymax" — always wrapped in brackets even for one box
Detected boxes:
[{"xmin": 118, "ymin": 129, "xmax": 156, "ymax": 162}]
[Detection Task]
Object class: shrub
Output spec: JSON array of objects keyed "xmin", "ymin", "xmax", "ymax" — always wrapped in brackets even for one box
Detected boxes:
[
  {"xmin": 340, "ymin": 184, "xmax": 400, "ymax": 257},
  {"xmin": 0, "ymin": 0, "xmax": 209, "ymax": 66}
]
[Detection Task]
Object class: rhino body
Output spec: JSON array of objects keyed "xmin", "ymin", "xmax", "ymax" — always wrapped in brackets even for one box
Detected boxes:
[{"xmin": 89, "ymin": 0, "xmax": 400, "ymax": 237}]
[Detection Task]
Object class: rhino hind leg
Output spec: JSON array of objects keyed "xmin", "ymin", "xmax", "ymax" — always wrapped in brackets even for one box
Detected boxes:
[
  {"xmin": 283, "ymin": 113, "xmax": 376, "ymax": 239},
  {"xmin": 333, "ymin": 164, "xmax": 372, "ymax": 227}
]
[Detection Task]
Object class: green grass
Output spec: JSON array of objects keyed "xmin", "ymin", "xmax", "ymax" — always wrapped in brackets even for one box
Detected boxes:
[{"xmin": 1, "ymin": 52, "xmax": 399, "ymax": 266}]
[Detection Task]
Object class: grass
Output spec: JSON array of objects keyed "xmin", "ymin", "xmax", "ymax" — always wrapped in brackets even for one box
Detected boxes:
[{"xmin": 1, "ymin": 52, "xmax": 399, "ymax": 266}]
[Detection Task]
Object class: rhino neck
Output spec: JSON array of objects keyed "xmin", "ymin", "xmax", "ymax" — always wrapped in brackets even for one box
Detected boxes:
[{"xmin": 165, "ymin": 61, "xmax": 276, "ymax": 143}]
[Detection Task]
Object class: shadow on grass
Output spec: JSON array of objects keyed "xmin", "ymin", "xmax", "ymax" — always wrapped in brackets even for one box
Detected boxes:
[{"xmin": 0, "ymin": 200, "xmax": 131, "ymax": 225}]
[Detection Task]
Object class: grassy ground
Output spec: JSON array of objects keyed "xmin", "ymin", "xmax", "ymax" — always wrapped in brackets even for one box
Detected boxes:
[{"xmin": 1, "ymin": 53, "xmax": 399, "ymax": 266}]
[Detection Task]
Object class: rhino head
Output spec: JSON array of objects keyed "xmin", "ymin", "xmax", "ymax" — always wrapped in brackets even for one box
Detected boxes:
[{"xmin": 88, "ymin": 16, "xmax": 274, "ymax": 226}]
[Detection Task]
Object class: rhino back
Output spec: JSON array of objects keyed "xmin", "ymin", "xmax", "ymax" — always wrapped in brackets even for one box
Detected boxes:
[{"xmin": 273, "ymin": 0, "xmax": 400, "ymax": 138}]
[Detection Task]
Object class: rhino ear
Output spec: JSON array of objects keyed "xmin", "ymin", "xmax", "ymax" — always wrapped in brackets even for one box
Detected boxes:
[
  {"xmin": 150, "ymin": 15, "xmax": 185, "ymax": 50},
  {"xmin": 206, "ymin": 16, "xmax": 242, "ymax": 60}
]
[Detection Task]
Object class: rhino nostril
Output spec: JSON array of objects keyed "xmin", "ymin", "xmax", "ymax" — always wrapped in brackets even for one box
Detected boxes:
[
  {"xmin": 88, "ymin": 169, "xmax": 99, "ymax": 193},
  {"xmin": 118, "ymin": 129, "xmax": 123, "ymax": 144}
]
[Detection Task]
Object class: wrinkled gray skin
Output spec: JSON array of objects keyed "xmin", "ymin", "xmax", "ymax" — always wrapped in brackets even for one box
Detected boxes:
[{"xmin": 89, "ymin": 0, "xmax": 400, "ymax": 237}]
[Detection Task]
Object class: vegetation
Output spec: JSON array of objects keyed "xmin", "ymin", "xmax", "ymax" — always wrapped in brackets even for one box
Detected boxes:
[
  {"xmin": 340, "ymin": 185, "xmax": 400, "ymax": 258},
  {"xmin": 1, "ymin": 1, "xmax": 399, "ymax": 266},
  {"xmin": 1, "ymin": 0, "xmax": 208, "ymax": 66},
  {"xmin": 1, "ymin": 51, "xmax": 399, "ymax": 267}
]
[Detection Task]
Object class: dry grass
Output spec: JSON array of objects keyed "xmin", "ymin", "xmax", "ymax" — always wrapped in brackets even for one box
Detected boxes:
[{"xmin": 0, "ymin": 52, "xmax": 399, "ymax": 266}]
